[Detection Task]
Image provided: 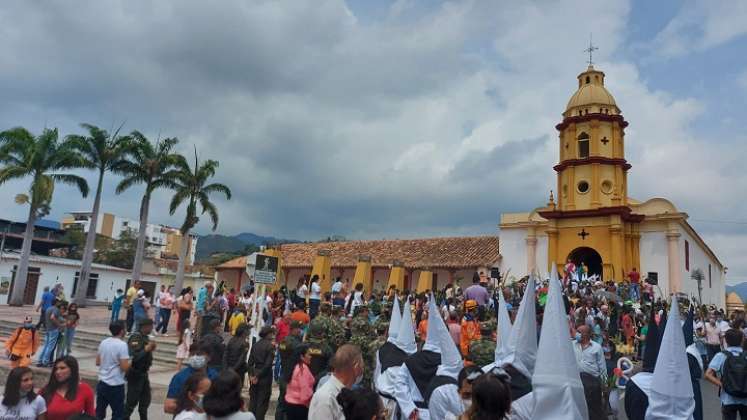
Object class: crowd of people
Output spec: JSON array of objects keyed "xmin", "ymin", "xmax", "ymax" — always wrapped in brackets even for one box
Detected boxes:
[{"xmin": 1, "ymin": 263, "xmax": 741, "ymax": 420}]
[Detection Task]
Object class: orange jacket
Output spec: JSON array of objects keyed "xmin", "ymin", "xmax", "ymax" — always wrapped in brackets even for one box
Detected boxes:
[
  {"xmin": 460, "ymin": 319, "xmax": 481, "ymax": 356},
  {"xmin": 5, "ymin": 327, "xmax": 41, "ymax": 357}
]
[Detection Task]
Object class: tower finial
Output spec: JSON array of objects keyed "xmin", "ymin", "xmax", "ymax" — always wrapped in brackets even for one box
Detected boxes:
[{"xmin": 584, "ymin": 33, "xmax": 598, "ymax": 67}]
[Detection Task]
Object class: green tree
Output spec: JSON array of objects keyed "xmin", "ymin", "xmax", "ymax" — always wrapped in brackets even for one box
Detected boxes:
[
  {"xmin": 115, "ymin": 131, "xmax": 180, "ymax": 283},
  {"xmin": 0, "ymin": 127, "xmax": 89, "ymax": 306},
  {"xmin": 99, "ymin": 229, "xmax": 138, "ymax": 269},
  {"xmin": 170, "ymin": 149, "xmax": 231, "ymax": 294},
  {"xmin": 67, "ymin": 123, "xmax": 131, "ymax": 306}
]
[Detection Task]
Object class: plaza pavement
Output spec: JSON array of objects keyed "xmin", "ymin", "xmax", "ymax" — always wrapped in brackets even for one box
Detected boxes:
[{"xmin": 0, "ymin": 304, "xmax": 278, "ymax": 419}]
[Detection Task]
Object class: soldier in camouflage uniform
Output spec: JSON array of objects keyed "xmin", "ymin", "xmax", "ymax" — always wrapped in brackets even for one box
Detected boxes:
[
  {"xmin": 305, "ymin": 315, "xmax": 334, "ymax": 381},
  {"xmin": 373, "ymin": 301, "xmax": 391, "ymax": 332},
  {"xmin": 467, "ymin": 319, "xmax": 497, "ymax": 367},
  {"xmin": 308, "ymin": 301, "xmax": 346, "ymax": 351},
  {"xmin": 349, "ymin": 305, "xmax": 376, "ymax": 389},
  {"xmin": 372, "ymin": 320, "xmax": 389, "ymax": 359}
]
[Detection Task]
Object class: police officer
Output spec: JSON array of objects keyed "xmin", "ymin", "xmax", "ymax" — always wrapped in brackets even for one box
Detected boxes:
[
  {"xmin": 275, "ymin": 320, "xmax": 302, "ymax": 420},
  {"xmin": 306, "ymin": 317, "xmax": 334, "ymax": 381},
  {"xmin": 126, "ymin": 317, "xmax": 156, "ymax": 419}
]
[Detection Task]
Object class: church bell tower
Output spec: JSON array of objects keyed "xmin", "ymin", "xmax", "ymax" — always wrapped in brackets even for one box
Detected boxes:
[{"xmin": 538, "ymin": 62, "xmax": 643, "ymax": 281}]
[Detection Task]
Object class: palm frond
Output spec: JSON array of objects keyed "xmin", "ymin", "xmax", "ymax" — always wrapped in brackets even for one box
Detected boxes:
[
  {"xmin": 202, "ymin": 183, "xmax": 232, "ymax": 200},
  {"xmin": 50, "ymin": 173, "xmax": 90, "ymax": 197}
]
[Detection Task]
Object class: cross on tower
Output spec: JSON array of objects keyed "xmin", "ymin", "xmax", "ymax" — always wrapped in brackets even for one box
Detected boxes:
[
  {"xmin": 578, "ymin": 229, "xmax": 590, "ymax": 240},
  {"xmin": 601, "ymin": 137, "xmax": 609, "ymax": 145},
  {"xmin": 584, "ymin": 34, "xmax": 598, "ymax": 66}
]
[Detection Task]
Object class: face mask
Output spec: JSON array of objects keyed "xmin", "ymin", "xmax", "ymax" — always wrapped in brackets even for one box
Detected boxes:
[
  {"xmin": 187, "ymin": 355, "xmax": 207, "ymax": 369},
  {"xmin": 462, "ymin": 398, "xmax": 472, "ymax": 410},
  {"xmin": 195, "ymin": 394, "xmax": 205, "ymax": 409},
  {"xmin": 575, "ymin": 333, "xmax": 582, "ymax": 343},
  {"xmin": 23, "ymin": 322, "xmax": 33, "ymax": 329}
]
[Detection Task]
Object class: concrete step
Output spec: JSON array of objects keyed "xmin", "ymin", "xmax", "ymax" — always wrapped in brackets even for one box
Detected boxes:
[{"xmin": 0, "ymin": 322, "xmax": 178, "ymax": 366}]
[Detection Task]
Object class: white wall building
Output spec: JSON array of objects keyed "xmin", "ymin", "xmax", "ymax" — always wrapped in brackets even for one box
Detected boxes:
[{"xmin": 0, "ymin": 251, "xmax": 164, "ymax": 306}]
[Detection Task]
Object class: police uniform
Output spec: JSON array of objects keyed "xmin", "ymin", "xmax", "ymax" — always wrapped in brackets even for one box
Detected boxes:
[
  {"xmin": 275, "ymin": 322, "xmax": 302, "ymax": 420},
  {"xmin": 306, "ymin": 321, "xmax": 334, "ymax": 381},
  {"xmin": 125, "ymin": 319, "xmax": 154, "ymax": 420}
]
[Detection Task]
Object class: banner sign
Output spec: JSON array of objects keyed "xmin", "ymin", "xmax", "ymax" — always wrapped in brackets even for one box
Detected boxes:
[{"xmin": 254, "ymin": 254, "xmax": 278, "ymax": 284}]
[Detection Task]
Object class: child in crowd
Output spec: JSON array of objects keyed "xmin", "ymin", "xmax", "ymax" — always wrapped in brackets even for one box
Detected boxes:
[
  {"xmin": 4, "ymin": 316, "xmax": 41, "ymax": 368},
  {"xmin": 111, "ymin": 289, "xmax": 124, "ymax": 322},
  {"xmin": 176, "ymin": 319, "xmax": 193, "ymax": 371}
]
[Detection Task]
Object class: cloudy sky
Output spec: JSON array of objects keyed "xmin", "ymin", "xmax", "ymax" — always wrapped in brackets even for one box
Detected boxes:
[{"xmin": 0, "ymin": 1, "xmax": 746, "ymax": 282}]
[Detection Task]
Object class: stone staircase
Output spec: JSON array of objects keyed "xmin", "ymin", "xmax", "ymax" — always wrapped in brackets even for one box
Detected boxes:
[{"xmin": 0, "ymin": 321, "xmax": 179, "ymax": 365}]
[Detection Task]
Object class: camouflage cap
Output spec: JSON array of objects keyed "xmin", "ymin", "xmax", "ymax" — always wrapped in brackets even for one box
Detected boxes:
[
  {"xmin": 308, "ymin": 320, "xmax": 325, "ymax": 337},
  {"xmin": 479, "ymin": 319, "xmax": 496, "ymax": 333},
  {"xmin": 375, "ymin": 321, "xmax": 389, "ymax": 334},
  {"xmin": 290, "ymin": 320, "xmax": 303, "ymax": 329}
]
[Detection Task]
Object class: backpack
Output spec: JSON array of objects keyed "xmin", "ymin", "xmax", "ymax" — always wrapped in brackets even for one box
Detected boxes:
[{"xmin": 721, "ymin": 351, "xmax": 747, "ymax": 398}]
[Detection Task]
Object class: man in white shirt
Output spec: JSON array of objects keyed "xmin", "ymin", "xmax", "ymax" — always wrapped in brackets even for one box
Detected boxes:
[
  {"xmin": 96, "ymin": 320, "xmax": 131, "ymax": 420},
  {"xmin": 573, "ymin": 325, "xmax": 607, "ymax": 420},
  {"xmin": 309, "ymin": 344, "xmax": 364, "ymax": 420}
]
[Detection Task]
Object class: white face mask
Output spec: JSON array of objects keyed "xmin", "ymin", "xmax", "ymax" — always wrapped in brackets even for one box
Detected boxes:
[
  {"xmin": 186, "ymin": 355, "xmax": 207, "ymax": 369},
  {"xmin": 462, "ymin": 399, "xmax": 472, "ymax": 411}
]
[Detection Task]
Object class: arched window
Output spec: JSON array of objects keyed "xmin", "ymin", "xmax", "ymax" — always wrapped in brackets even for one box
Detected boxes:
[{"xmin": 577, "ymin": 132, "xmax": 590, "ymax": 158}]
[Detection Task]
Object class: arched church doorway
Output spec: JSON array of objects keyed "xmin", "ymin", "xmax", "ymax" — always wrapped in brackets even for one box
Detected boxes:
[{"xmin": 568, "ymin": 247, "xmax": 603, "ymax": 280}]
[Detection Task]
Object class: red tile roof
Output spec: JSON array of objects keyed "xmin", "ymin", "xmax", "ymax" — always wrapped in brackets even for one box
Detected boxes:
[{"xmin": 216, "ymin": 236, "xmax": 499, "ymax": 270}]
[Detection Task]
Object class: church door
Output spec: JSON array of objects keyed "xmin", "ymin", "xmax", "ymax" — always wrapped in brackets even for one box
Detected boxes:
[{"xmin": 567, "ymin": 247, "xmax": 603, "ymax": 281}]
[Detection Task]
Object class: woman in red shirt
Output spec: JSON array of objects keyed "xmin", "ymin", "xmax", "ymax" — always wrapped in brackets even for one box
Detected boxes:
[{"xmin": 40, "ymin": 356, "xmax": 94, "ymax": 420}]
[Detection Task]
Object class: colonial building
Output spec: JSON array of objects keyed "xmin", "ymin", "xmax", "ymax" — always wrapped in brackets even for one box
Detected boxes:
[
  {"xmin": 62, "ymin": 211, "xmax": 198, "ymax": 265},
  {"xmin": 499, "ymin": 64, "xmax": 726, "ymax": 307},
  {"xmin": 215, "ymin": 236, "xmax": 500, "ymax": 293}
]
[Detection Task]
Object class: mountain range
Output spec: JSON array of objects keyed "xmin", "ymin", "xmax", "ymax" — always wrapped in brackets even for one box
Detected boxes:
[
  {"xmin": 726, "ymin": 282, "xmax": 747, "ymax": 302},
  {"xmin": 195, "ymin": 232, "xmax": 295, "ymax": 262}
]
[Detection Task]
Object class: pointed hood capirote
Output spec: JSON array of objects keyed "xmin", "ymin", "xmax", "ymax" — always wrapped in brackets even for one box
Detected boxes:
[
  {"xmin": 642, "ymin": 305, "xmax": 663, "ymax": 373},
  {"xmin": 396, "ymin": 297, "xmax": 417, "ymax": 354},
  {"xmin": 647, "ymin": 295, "xmax": 695, "ymax": 419},
  {"xmin": 388, "ymin": 296, "xmax": 402, "ymax": 344},
  {"xmin": 531, "ymin": 263, "xmax": 589, "ymax": 420},
  {"xmin": 498, "ymin": 275, "xmax": 537, "ymax": 378},
  {"xmin": 494, "ymin": 286, "xmax": 514, "ymax": 365},
  {"xmin": 434, "ymin": 294, "xmax": 464, "ymax": 379},
  {"xmin": 682, "ymin": 305, "xmax": 694, "ymax": 347},
  {"xmin": 423, "ymin": 293, "xmax": 444, "ymax": 354}
]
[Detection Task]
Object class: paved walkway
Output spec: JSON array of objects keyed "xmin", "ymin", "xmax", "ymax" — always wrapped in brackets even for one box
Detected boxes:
[
  {"xmin": 0, "ymin": 304, "xmax": 181, "ymax": 341},
  {"xmin": 0, "ymin": 304, "xmax": 278, "ymax": 419}
]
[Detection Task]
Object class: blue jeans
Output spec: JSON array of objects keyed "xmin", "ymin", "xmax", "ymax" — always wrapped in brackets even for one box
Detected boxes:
[
  {"xmin": 63, "ymin": 328, "xmax": 75, "ymax": 356},
  {"xmin": 96, "ymin": 382, "xmax": 125, "ymax": 420},
  {"xmin": 111, "ymin": 305, "xmax": 121, "ymax": 322},
  {"xmin": 38, "ymin": 329, "xmax": 59, "ymax": 365},
  {"xmin": 630, "ymin": 283, "xmax": 640, "ymax": 301},
  {"xmin": 154, "ymin": 306, "xmax": 162, "ymax": 328}
]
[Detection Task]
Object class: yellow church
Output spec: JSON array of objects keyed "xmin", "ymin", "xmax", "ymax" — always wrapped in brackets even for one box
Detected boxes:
[{"xmin": 498, "ymin": 64, "xmax": 726, "ymax": 308}]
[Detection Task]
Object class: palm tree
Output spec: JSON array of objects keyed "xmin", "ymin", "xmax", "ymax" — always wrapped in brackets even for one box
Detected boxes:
[
  {"xmin": 0, "ymin": 127, "xmax": 89, "ymax": 306},
  {"xmin": 115, "ymin": 131, "xmax": 180, "ymax": 285},
  {"xmin": 66, "ymin": 124, "xmax": 131, "ymax": 307},
  {"xmin": 170, "ymin": 148, "xmax": 231, "ymax": 294}
]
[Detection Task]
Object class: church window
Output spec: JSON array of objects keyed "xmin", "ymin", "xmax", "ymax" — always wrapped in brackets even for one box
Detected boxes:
[
  {"xmin": 585, "ymin": 76, "xmax": 590, "ymax": 84},
  {"xmin": 601, "ymin": 180, "xmax": 613, "ymax": 194},
  {"xmin": 708, "ymin": 264, "xmax": 712, "ymax": 288},
  {"xmin": 577, "ymin": 133, "xmax": 590, "ymax": 158},
  {"xmin": 577, "ymin": 180, "xmax": 589, "ymax": 193},
  {"xmin": 562, "ymin": 184, "xmax": 568, "ymax": 198},
  {"xmin": 685, "ymin": 240, "xmax": 690, "ymax": 271}
]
